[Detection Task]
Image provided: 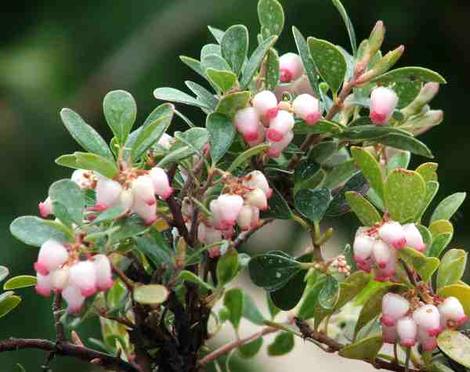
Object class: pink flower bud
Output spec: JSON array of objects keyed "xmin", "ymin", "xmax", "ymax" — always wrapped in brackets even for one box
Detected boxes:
[
  {"xmin": 34, "ymin": 240, "xmax": 69, "ymax": 276},
  {"xmin": 132, "ymin": 197, "xmax": 157, "ymax": 225},
  {"xmin": 69, "ymin": 261, "xmax": 97, "ymax": 297},
  {"xmin": 243, "ymin": 171, "xmax": 272, "ymax": 198},
  {"xmin": 381, "ymin": 293, "xmax": 410, "ymax": 326},
  {"xmin": 292, "ymin": 94, "xmax": 321, "ymax": 125},
  {"xmin": 397, "ymin": 316, "xmax": 418, "ymax": 347},
  {"xmin": 279, "ymin": 53, "xmax": 304, "ymax": 83},
  {"xmin": 234, "ymin": 107, "xmax": 261, "ymax": 142},
  {"xmin": 210, "ymin": 194, "xmax": 244, "ymax": 230},
  {"xmin": 244, "ymin": 188, "xmax": 268, "ymax": 210},
  {"xmin": 417, "ymin": 328, "xmax": 437, "ymax": 352},
  {"xmin": 375, "ymin": 254, "xmax": 397, "ymax": 282},
  {"xmin": 149, "ymin": 167, "xmax": 173, "ymax": 200},
  {"xmin": 50, "ymin": 267, "xmax": 69, "ymax": 292},
  {"xmin": 198, "ymin": 223, "xmax": 222, "ymax": 244},
  {"xmin": 438, "ymin": 297, "xmax": 468, "ymax": 328},
  {"xmin": 403, "ymin": 223, "xmax": 425, "ymax": 252},
  {"xmin": 237, "ymin": 205, "xmax": 260, "ymax": 231},
  {"xmin": 71, "ymin": 169, "xmax": 95, "ymax": 189},
  {"xmin": 369, "ymin": 87, "xmax": 398, "ymax": 125},
  {"xmin": 93, "ymin": 254, "xmax": 114, "ymax": 292},
  {"xmin": 62, "ymin": 285, "xmax": 85, "ymax": 314},
  {"xmin": 413, "ymin": 304, "xmax": 442, "ymax": 336},
  {"xmin": 246, "ymin": 124, "xmax": 265, "ymax": 147},
  {"xmin": 132, "ymin": 175, "xmax": 156, "ymax": 206},
  {"xmin": 119, "ymin": 189, "xmax": 134, "ymax": 211},
  {"xmin": 382, "ymin": 324, "xmax": 398, "ymax": 344},
  {"xmin": 267, "ymin": 130, "xmax": 294, "ymax": 158},
  {"xmin": 157, "ymin": 133, "xmax": 173, "ymax": 149},
  {"xmin": 353, "ymin": 229, "xmax": 375, "ymax": 263},
  {"xmin": 35, "ymin": 273, "xmax": 52, "ymax": 297},
  {"xmin": 252, "ymin": 90, "xmax": 278, "ymax": 120},
  {"xmin": 266, "ymin": 110, "xmax": 295, "ymax": 142},
  {"xmin": 38, "ymin": 197, "xmax": 53, "ymax": 218},
  {"xmin": 379, "ymin": 221, "xmax": 406, "ymax": 250},
  {"xmin": 95, "ymin": 176, "xmax": 122, "ymax": 210},
  {"xmin": 373, "ymin": 239, "xmax": 393, "ymax": 269}
]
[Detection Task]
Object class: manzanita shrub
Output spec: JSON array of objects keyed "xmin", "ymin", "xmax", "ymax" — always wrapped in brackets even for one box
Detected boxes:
[{"xmin": 2, "ymin": 0, "xmax": 469, "ymax": 371}]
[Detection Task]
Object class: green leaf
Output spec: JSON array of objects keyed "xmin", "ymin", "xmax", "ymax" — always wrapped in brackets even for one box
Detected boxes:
[
  {"xmin": 384, "ymin": 168, "xmax": 426, "ymax": 222},
  {"xmin": 298, "ymin": 276, "xmax": 326, "ymax": 320},
  {"xmin": 201, "ymin": 53, "xmax": 231, "ymax": 72},
  {"xmin": 318, "ymin": 275, "xmax": 340, "ymax": 310},
  {"xmin": 201, "ymin": 43, "xmax": 221, "ymax": 59},
  {"xmin": 215, "ymin": 91, "xmax": 251, "ymax": 118},
  {"xmin": 206, "ymin": 112, "xmax": 235, "ymax": 164},
  {"xmin": 330, "ymin": 0, "xmax": 357, "ymax": 54},
  {"xmin": 55, "ymin": 154, "xmax": 80, "ymax": 169},
  {"xmin": 75, "ymin": 152, "xmax": 119, "ymax": 179},
  {"xmin": 103, "ymin": 90, "xmax": 137, "ymax": 144},
  {"xmin": 267, "ymin": 332, "xmax": 294, "ymax": 356},
  {"xmin": 333, "ymin": 271, "xmax": 371, "ymax": 310},
  {"xmin": 206, "ymin": 69, "xmax": 237, "ymax": 93},
  {"xmin": 323, "ymin": 159, "xmax": 357, "ymax": 189},
  {"xmin": 185, "ymin": 81, "xmax": 218, "ymax": 110},
  {"xmin": 308, "ymin": 37, "xmax": 347, "ymax": 93},
  {"xmin": 437, "ymin": 284, "xmax": 470, "ymax": 315},
  {"xmin": 134, "ymin": 234, "xmax": 172, "ymax": 267},
  {"xmin": 180, "ymin": 55, "xmax": 205, "ymax": 77},
  {"xmin": 294, "ymin": 187, "xmax": 332, "ymax": 223},
  {"xmin": 294, "ymin": 119, "xmax": 344, "ymax": 135},
  {"xmin": 0, "ymin": 267, "xmax": 9, "ymax": 283},
  {"xmin": 437, "ymin": 249, "xmax": 467, "ymax": 289},
  {"xmin": 375, "ymin": 133, "xmax": 433, "ymax": 158},
  {"xmin": 415, "ymin": 180, "xmax": 439, "ymax": 221},
  {"xmin": 49, "ymin": 179, "xmax": 85, "ymax": 225},
  {"xmin": 339, "ymin": 125, "xmax": 409, "ymax": 141},
  {"xmin": 265, "ymin": 48, "xmax": 280, "ymax": 90},
  {"xmin": 339, "ymin": 335, "xmax": 383, "ymax": 362},
  {"xmin": 109, "ymin": 215, "xmax": 148, "ymax": 243},
  {"xmin": 415, "ymin": 162, "xmax": 438, "ymax": 182},
  {"xmin": 258, "ymin": 0, "xmax": 284, "ymax": 39},
  {"xmin": 429, "ymin": 219, "xmax": 453, "ymax": 237},
  {"xmin": 372, "ymin": 66, "xmax": 447, "ymax": 85},
  {"xmin": 217, "ymin": 248, "xmax": 239, "ymax": 286},
  {"xmin": 240, "ymin": 35, "xmax": 277, "ymax": 89},
  {"xmin": 60, "ymin": 108, "xmax": 113, "ymax": 160},
  {"xmin": 351, "ymin": 146, "xmax": 384, "ymax": 200},
  {"xmin": 153, "ymin": 87, "xmax": 208, "ymax": 109},
  {"xmin": 208, "ymin": 26, "xmax": 225, "ymax": 43},
  {"xmin": 248, "ymin": 252, "xmax": 300, "ymax": 291},
  {"xmin": 0, "ymin": 295, "xmax": 21, "ymax": 318},
  {"xmin": 221, "ymin": 25, "xmax": 249, "ymax": 76},
  {"xmin": 4, "ymin": 275, "xmax": 36, "ymax": 290},
  {"xmin": 239, "ymin": 337, "xmax": 263, "ymax": 358},
  {"xmin": 398, "ymin": 247, "xmax": 440, "ymax": 282},
  {"xmin": 292, "ymin": 27, "xmax": 319, "ymax": 96},
  {"xmin": 242, "ymin": 292, "xmax": 266, "ymax": 325},
  {"xmin": 130, "ymin": 103, "xmax": 174, "ymax": 160},
  {"xmin": 345, "ymin": 191, "xmax": 382, "ymax": 226},
  {"xmin": 261, "ymin": 187, "xmax": 293, "ymax": 220},
  {"xmin": 437, "ymin": 330, "xmax": 470, "ymax": 368},
  {"xmin": 158, "ymin": 127, "xmax": 209, "ymax": 166},
  {"xmin": 224, "ymin": 288, "xmax": 244, "ymax": 330},
  {"xmin": 10, "ymin": 216, "xmax": 72, "ymax": 247},
  {"xmin": 226, "ymin": 143, "xmax": 270, "ymax": 172},
  {"xmin": 179, "ymin": 270, "xmax": 214, "ymax": 291},
  {"xmin": 386, "ymin": 151, "xmax": 411, "ymax": 173},
  {"xmin": 133, "ymin": 285, "xmax": 169, "ymax": 305},
  {"xmin": 431, "ymin": 192, "xmax": 466, "ymax": 223}
]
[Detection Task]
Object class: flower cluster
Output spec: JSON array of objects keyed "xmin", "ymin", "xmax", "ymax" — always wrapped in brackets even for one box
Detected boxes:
[
  {"xmin": 381, "ymin": 293, "xmax": 468, "ymax": 351},
  {"xmin": 34, "ymin": 239, "xmax": 113, "ymax": 314},
  {"xmin": 353, "ymin": 221, "xmax": 425, "ymax": 281}
]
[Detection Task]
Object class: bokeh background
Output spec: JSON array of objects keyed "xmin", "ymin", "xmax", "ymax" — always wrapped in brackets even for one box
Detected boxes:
[{"xmin": 0, "ymin": 0, "xmax": 469, "ymax": 370}]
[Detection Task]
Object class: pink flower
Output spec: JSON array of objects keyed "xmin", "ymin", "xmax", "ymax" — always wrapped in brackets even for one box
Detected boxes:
[
  {"xmin": 244, "ymin": 188, "xmax": 268, "ymax": 210},
  {"xmin": 375, "ymin": 254, "xmax": 397, "ymax": 282},
  {"xmin": 50, "ymin": 267, "xmax": 70, "ymax": 292},
  {"xmin": 119, "ymin": 189, "xmax": 134, "ymax": 211},
  {"xmin": 279, "ymin": 53, "xmax": 304, "ymax": 83},
  {"xmin": 132, "ymin": 175, "xmax": 156, "ymax": 206},
  {"xmin": 71, "ymin": 169, "xmax": 95, "ymax": 189},
  {"xmin": 95, "ymin": 176, "xmax": 123, "ymax": 210},
  {"xmin": 132, "ymin": 197, "xmax": 157, "ymax": 225},
  {"xmin": 379, "ymin": 221, "xmax": 406, "ymax": 250},
  {"xmin": 38, "ymin": 197, "xmax": 53, "ymax": 218},
  {"xmin": 252, "ymin": 90, "xmax": 279, "ymax": 121},
  {"xmin": 34, "ymin": 240, "xmax": 69, "ymax": 276},
  {"xmin": 382, "ymin": 324, "xmax": 398, "ymax": 344},
  {"xmin": 35, "ymin": 273, "xmax": 52, "ymax": 297},
  {"xmin": 417, "ymin": 328, "xmax": 437, "ymax": 352},
  {"xmin": 62, "ymin": 285, "xmax": 85, "ymax": 314},
  {"xmin": 397, "ymin": 316, "xmax": 418, "ymax": 347},
  {"xmin": 267, "ymin": 130, "xmax": 294, "ymax": 158},
  {"xmin": 403, "ymin": 223, "xmax": 426, "ymax": 252},
  {"xmin": 292, "ymin": 94, "xmax": 321, "ymax": 125},
  {"xmin": 149, "ymin": 167, "xmax": 173, "ymax": 200},
  {"xmin": 369, "ymin": 87, "xmax": 398, "ymax": 125},
  {"xmin": 210, "ymin": 194, "xmax": 244, "ymax": 230},
  {"xmin": 381, "ymin": 293, "xmax": 410, "ymax": 326},
  {"xmin": 372, "ymin": 239, "xmax": 393, "ymax": 269},
  {"xmin": 438, "ymin": 297, "xmax": 468, "ymax": 328},
  {"xmin": 266, "ymin": 110, "xmax": 295, "ymax": 142},
  {"xmin": 413, "ymin": 304, "xmax": 442, "ymax": 337},
  {"xmin": 246, "ymin": 124, "xmax": 265, "ymax": 147},
  {"xmin": 198, "ymin": 223, "xmax": 223, "ymax": 244},
  {"xmin": 69, "ymin": 261, "xmax": 97, "ymax": 297},
  {"xmin": 234, "ymin": 107, "xmax": 261, "ymax": 142},
  {"xmin": 237, "ymin": 205, "xmax": 260, "ymax": 231},
  {"xmin": 243, "ymin": 171, "xmax": 272, "ymax": 198},
  {"xmin": 353, "ymin": 228, "xmax": 375, "ymax": 263},
  {"xmin": 93, "ymin": 254, "xmax": 114, "ymax": 291}
]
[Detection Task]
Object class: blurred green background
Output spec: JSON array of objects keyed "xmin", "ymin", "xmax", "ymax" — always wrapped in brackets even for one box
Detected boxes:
[{"xmin": 0, "ymin": 0, "xmax": 468, "ymax": 370}]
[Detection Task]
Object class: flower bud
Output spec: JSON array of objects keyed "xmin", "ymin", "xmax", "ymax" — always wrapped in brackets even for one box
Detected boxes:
[
  {"xmin": 356, "ymin": 45, "xmax": 405, "ymax": 85},
  {"xmin": 62, "ymin": 285, "xmax": 85, "ymax": 314},
  {"xmin": 69, "ymin": 261, "xmax": 97, "ymax": 297},
  {"xmin": 412, "ymin": 304, "xmax": 442, "ymax": 336},
  {"xmin": 266, "ymin": 110, "xmax": 295, "ymax": 142},
  {"xmin": 292, "ymin": 94, "xmax": 321, "ymax": 125},
  {"xmin": 244, "ymin": 188, "xmax": 268, "ymax": 210},
  {"xmin": 438, "ymin": 297, "xmax": 468, "ymax": 328},
  {"xmin": 401, "ymin": 83, "xmax": 440, "ymax": 118},
  {"xmin": 375, "ymin": 255, "xmax": 397, "ymax": 282},
  {"xmin": 34, "ymin": 239, "xmax": 69, "ymax": 276},
  {"xmin": 93, "ymin": 254, "xmax": 114, "ymax": 291},
  {"xmin": 132, "ymin": 175, "xmax": 156, "ymax": 206},
  {"xmin": 95, "ymin": 176, "xmax": 123, "ymax": 210},
  {"xmin": 50, "ymin": 267, "xmax": 69, "ymax": 292},
  {"xmin": 35, "ymin": 273, "xmax": 52, "ymax": 297},
  {"xmin": 38, "ymin": 197, "xmax": 53, "ymax": 218},
  {"xmin": 353, "ymin": 229, "xmax": 375, "ymax": 263},
  {"xmin": 132, "ymin": 197, "xmax": 157, "ymax": 225},
  {"xmin": 237, "ymin": 205, "xmax": 260, "ymax": 231},
  {"xmin": 210, "ymin": 194, "xmax": 244, "ymax": 230},
  {"xmin": 267, "ymin": 130, "xmax": 294, "ymax": 158},
  {"xmin": 369, "ymin": 87, "xmax": 399, "ymax": 125},
  {"xmin": 252, "ymin": 90, "xmax": 279, "ymax": 120},
  {"xmin": 234, "ymin": 107, "xmax": 261, "ymax": 142},
  {"xmin": 373, "ymin": 239, "xmax": 393, "ymax": 269},
  {"xmin": 378, "ymin": 221, "xmax": 406, "ymax": 250},
  {"xmin": 157, "ymin": 133, "xmax": 173, "ymax": 149},
  {"xmin": 71, "ymin": 169, "xmax": 95, "ymax": 189},
  {"xmin": 381, "ymin": 293, "xmax": 410, "ymax": 326},
  {"xmin": 119, "ymin": 189, "xmax": 134, "ymax": 211},
  {"xmin": 243, "ymin": 170, "xmax": 272, "ymax": 198},
  {"xmin": 397, "ymin": 316, "xmax": 418, "ymax": 347},
  {"xmin": 197, "ymin": 223, "xmax": 222, "ymax": 244},
  {"xmin": 246, "ymin": 124, "xmax": 265, "ymax": 147},
  {"xmin": 382, "ymin": 324, "xmax": 398, "ymax": 344},
  {"xmin": 367, "ymin": 21, "xmax": 385, "ymax": 61},
  {"xmin": 149, "ymin": 167, "xmax": 173, "ymax": 200},
  {"xmin": 279, "ymin": 53, "xmax": 304, "ymax": 83},
  {"xmin": 417, "ymin": 328, "xmax": 437, "ymax": 352},
  {"xmin": 402, "ymin": 223, "xmax": 425, "ymax": 252}
]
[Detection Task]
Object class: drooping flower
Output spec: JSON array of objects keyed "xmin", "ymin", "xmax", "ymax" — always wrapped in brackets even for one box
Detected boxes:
[
  {"xmin": 279, "ymin": 53, "xmax": 304, "ymax": 83},
  {"xmin": 369, "ymin": 86, "xmax": 398, "ymax": 125},
  {"xmin": 292, "ymin": 94, "xmax": 321, "ymax": 125}
]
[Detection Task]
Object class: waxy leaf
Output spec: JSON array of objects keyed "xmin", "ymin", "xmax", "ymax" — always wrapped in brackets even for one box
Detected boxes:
[
  {"xmin": 262, "ymin": 187, "xmax": 293, "ymax": 220},
  {"xmin": 294, "ymin": 187, "xmax": 331, "ymax": 223},
  {"xmin": 416, "ymin": 162, "xmax": 438, "ymax": 182},
  {"xmin": 224, "ymin": 288, "xmax": 244, "ymax": 330},
  {"xmin": 240, "ymin": 35, "xmax": 277, "ymax": 89},
  {"xmin": 415, "ymin": 180, "xmax": 439, "ymax": 221},
  {"xmin": 227, "ymin": 143, "xmax": 270, "ymax": 172},
  {"xmin": 242, "ymin": 292, "xmax": 266, "ymax": 325},
  {"xmin": 75, "ymin": 152, "xmax": 119, "ymax": 179},
  {"xmin": 386, "ymin": 151, "xmax": 411, "ymax": 173},
  {"xmin": 294, "ymin": 119, "xmax": 344, "ymax": 135},
  {"xmin": 339, "ymin": 336, "xmax": 383, "ymax": 362},
  {"xmin": 200, "ymin": 43, "xmax": 221, "ymax": 59},
  {"xmin": 267, "ymin": 332, "xmax": 294, "ymax": 356},
  {"xmin": 437, "ymin": 330, "xmax": 470, "ymax": 368},
  {"xmin": 351, "ymin": 146, "xmax": 384, "ymax": 200},
  {"xmin": 384, "ymin": 168, "xmax": 426, "ymax": 222},
  {"xmin": 134, "ymin": 285, "xmax": 169, "ymax": 305},
  {"xmin": 258, "ymin": 0, "xmax": 285, "ymax": 39},
  {"xmin": 297, "ymin": 276, "xmax": 326, "ymax": 320},
  {"xmin": 345, "ymin": 191, "xmax": 381, "ymax": 226},
  {"xmin": 239, "ymin": 337, "xmax": 263, "ymax": 358},
  {"xmin": 206, "ymin": 68, "xmax": 237, "ymax": 92},
  {"xmin": 206, "ymin": 112, "xmax": 235, "ymax": 164},
  {"xmin": 372, "ymin": 66, "xmax": 447, "ymax": 85},
  {"xmin": 308, "ymin": 37, "xmax": 347, "ymax": 93},
  {"xmin": 0, "ymin": 267, "xmax": 9, "ymax": 283},
  {"xmin": 221, "ymin": 24, "xmax": 248, "ymax": 76},
  {"xmin": 331, "ymin": 0, "xmax": 357, "ymax": 54},
  {"xmin": 60, "ymin": 108, "xmax": 113, "ymax": 160},
  {"xmin": 398, "ymin": 247, "xmax": 439, "ymax": 282},
  {"xmin": 217, "ymin": 248, "xmax": 239, "ymax": 286},
  {"xmin": 375, "ymin": 133, "xmax": 433, "ymax": 158},
  {"xmin": 292, "ymin": 26, "xmax": 319, "ymax": 96},
  {"xmin": 179, "ymin": 270, "xmax": 214, "ymax": 292},
  {"xmin": 103, "ymin": 90, "xmax": 137, "ymax": 144},
  {"xmin": 265, "ymin": 48, "xmax": 280, "ymax": 90},
  {"xmin": 10, "ymin": 216, "xmax": 72, "ymax": 247},
  {"xmin": 431, "ymin": 192, "xmax": 466, "ymax": 223},
  {"xmin": 437, "ymin": 249, "xmax": 467, "ymax": 289},
  {"xmin": 185, "ymin": 81, "xmax": 218, "ymax": 109},
  {"xmin": 154, "ymin": 87, "xmax": 208, "ymax": 110},
  {"xmin": 208, "ymin": 26, "xmax": 225, "ymax": 43},
  {"xmin": 0, "ymin": 295, "xmax": 21, "ymax": 319},
  {"xmin": 318, "ymin": 275, "xmax": 340, "ymax": 310},
  {"xmin": 49, "ymin": 179, "xmax": 85, "ymax": 225},
  {"xmin": 201, "ymin": 54, "xmax": 231, "ymax": 72},
  {"xmin": 4, "ymin": 275, "xmax": 36, "ymax": 290},
  {"xmin": 216, "ymin": 91, "xmax": 251, "ymax": 118}
]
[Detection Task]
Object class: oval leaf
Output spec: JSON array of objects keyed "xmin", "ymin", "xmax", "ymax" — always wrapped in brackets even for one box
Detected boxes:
[
  {"xmin": 10, "ymin": 216, "xmax": 71, "ymax": 247},
  {"xmin": 206, "ymin": 112, "xmax": 235, "ymax": 164},
  {"xmin": 4, "ymin": 275, "xmax": 37, "ymax": 290},
  {"xmin": 258, "ymin": 0, "xmax": 285, "ymax": 39},
  {"xmin": 221, "ymin": 25, "xmax": 249, "ymax": 76},
  {"xmin": 133, "ymin": 284, "xmax": 169, "ymax": 305},
  {"xmin": 0, "ymin": 295, "xmax": 21, "ymax": 318},
  {"xmin": 431, "ymin": 192, "xmax": 466, "ymax": 223},
  {"xmin": 437, "ymin": 330, "xmax": 470, "ymax": 368},
  {"xmin": 103, "ymin": 90, "xmax": 137, "ymax": 144},
  {"xmin": 345, "ymin": 191, "xmax": 381, "ymax": 226},
  {"xmin": 267, "ymin": 332, "xmax": 294, "ymax": 356},
  {"xmin": 351, "ymin": 146, "xmax": 384, "ymax": 200},
  {"xmin": 294, "ymin": 187, "xmax": 332, "ymax": 223},
  {"xmin": 437, "ymin": 249, "xmax": 467, "ymax": 289}
]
